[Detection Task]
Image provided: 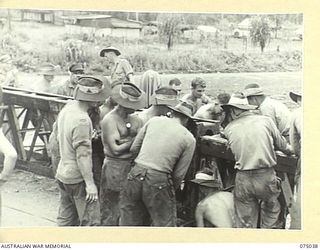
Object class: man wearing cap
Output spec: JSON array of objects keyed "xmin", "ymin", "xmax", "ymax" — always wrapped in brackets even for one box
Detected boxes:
[
  {"xmin": 221, "ymin": 93, "xmax": 292, "ymax": 228},
  {"xmin": 56, "ymin": 63, "xmax": 85, "ymax": 97},
  {"xmin": 180, "ymin": 77, "xmax": 212, "ymax": 115},
  {"xmin": 242, "ymin": 83, "xmax": 291, "ymax": 140},
  {"xmin": 120, "ymin": 101, "xmax": 196, "ymax": 226},
  {"xmin": 289, "ymin": 91, "xmax": 302, "ymax": 230},
  {"xmin": 100, "ymin": 82, "xmax": 145, "ymax": 225},
  {"xmin": 54, "ymin": 76, "xmax": 110, "ymax": 226},
  {"xmin": 137, "ymin": 86, "xmax": 178, "ymax": 125},
  {"xmin": 100, "ymin": 46, "xmax": 134, "ymax": 86},
  {"xmin": 35, "ymin": 63, "xmax": 58, "ymax": 93}
]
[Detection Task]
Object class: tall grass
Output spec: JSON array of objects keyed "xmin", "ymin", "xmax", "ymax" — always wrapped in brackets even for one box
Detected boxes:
[{"xmin": 5, "ymin": 28, "xmax": 302, "ymax": 75}]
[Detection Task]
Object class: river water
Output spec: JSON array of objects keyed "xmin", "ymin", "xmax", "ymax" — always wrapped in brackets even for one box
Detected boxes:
[{"xmin": 16, "ymin": 70, "xmax": 302, "ymax": 108}]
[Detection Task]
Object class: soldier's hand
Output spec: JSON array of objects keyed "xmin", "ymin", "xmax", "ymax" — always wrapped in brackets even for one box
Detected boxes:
[{"xmin": 85, "ymin": 183, "xmax": 99, "ymax": 203}]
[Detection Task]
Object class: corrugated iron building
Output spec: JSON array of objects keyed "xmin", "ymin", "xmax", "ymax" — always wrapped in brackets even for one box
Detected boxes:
[{"xmin": 63, "ymin": 15, "xmax": 142, "ymax": 39}]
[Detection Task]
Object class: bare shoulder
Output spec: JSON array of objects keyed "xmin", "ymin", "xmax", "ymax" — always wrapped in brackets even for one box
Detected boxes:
[
  {"xmin": 101, "ymin": 110, "xmax": 118, "ymax": 127},
  {"xmin": 180, "ymin": 93, "xmax": 191, "ymax": 101}
]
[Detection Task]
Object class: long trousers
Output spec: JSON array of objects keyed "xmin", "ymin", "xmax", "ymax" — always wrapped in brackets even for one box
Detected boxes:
[
  {"xmin": 290, "ymin": 158, "xmax": 301, "ymax": 229},
  {"xmin": 120, "ymin": 164, "xmax": 177, "ymax": 227},
  {"xmin": 234, "ymin": 167, "xmax": 281, "ymax": 228},
  {"xmin": 57, "ymin": 180, "xmax": 100, "ymax": 226},
  {"xmin": 99, "ymin": 157, "xmax": 133, "ymax": 226}
]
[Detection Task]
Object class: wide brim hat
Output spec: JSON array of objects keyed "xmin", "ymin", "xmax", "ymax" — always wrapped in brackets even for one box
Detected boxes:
[
  {"xmin": 100, "ymin": 46, "xmax": 121, "ymax": 57},
  {"xmin": 190, "ymin": 173, "xmax": 221, "ymax": 188},
  {"xmin": 168, "ymin": 101, "xmax": 193, "ymax": 119},
  {"xmin": 111, "ymin": 82, "xmax": 146, "ymax": 110},
  {"xmin": 221, "ymin": 93, "xmax": 257, "ymax": 111},
  {"xmin": 38, "ymin": 63, "xmax": 58, "ymax": 75},
  {"xmin": 289, "ymin": 91, "xmax": 302, "ymax": 103},
  {"xmin": 68, "ymin": 63, "xmax": 85, "ymax": 73},
  {"xmin": 242, "ymin": 86, "xmax": 264, "ymax": 97},
  {"xmin": 74, "ymin": 75, "xmax": 111, "ymax": 102},
  {"xmin": 150, "ymin": 86, "xmax": 179, "ymax": 106},
  {"xmin": 150, "ymin": 96, "xmax": 178, "ymax": 106}
]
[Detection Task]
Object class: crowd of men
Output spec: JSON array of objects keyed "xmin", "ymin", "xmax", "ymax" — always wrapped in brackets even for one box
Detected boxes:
[{"xmin": 0, "ymin": 46, "xmax": 302, "ymax": 229}]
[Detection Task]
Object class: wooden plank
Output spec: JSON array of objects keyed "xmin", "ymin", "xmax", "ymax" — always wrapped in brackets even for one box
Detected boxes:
[
  {"xmin": 27, "ymin": 111, "xmax": 44, "ymax": 161},
  {"xmin": 6, "ymin": 105, "xmax": 27, "ymax": 160},
  {"xmin": 2, "ymin": 88, "xmax": 69, "ymax": 112},
  {"xmin": 199, "ymin": 136, "xmax": 297, "ymax": 175},
  {"xmin": 3, "ymin": 86, "xmax": 73, "ymax": 100},
  {"xmin": 1, "ymin": 87, "xmax": 71, "ymax": 163},
  {"xmin": 15, "ymin": 159, "xmax": 54, "ymax": 179},
  {"xmin": 20, "ymin": 109, "xmax": 32, "ymax": 140}
]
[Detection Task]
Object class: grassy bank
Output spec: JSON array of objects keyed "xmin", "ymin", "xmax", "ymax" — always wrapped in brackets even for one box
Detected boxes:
[{"xmin": 2, "ymin": 21, "xmax": 302, "ymax": 75}]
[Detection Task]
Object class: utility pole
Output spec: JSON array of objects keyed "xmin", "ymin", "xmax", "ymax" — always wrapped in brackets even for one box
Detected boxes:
[{"xmin": 7, "ymin": 9, "xmax": 12, "ymax": 32}]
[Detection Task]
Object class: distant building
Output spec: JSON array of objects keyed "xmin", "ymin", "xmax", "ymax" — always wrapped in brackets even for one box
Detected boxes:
[
  {"xmin": 20, "ymin": 9, "xmax": 64, "ymax": 25},
  {"xmin": 21, "ymin": 9, "xmax": 54, "ymax": 23},
  {"xmin": 20, "ymin": 10, "xmax": 62, "ymax": 24},
  {"xmin": 278, "ymin": 24, "xmax": 303, "ymax": 40},
  {"xmin": 62, "ymin": 14, "xmax": 142, "ymax": 39},
  {"xmin": 233, "ymin": 18, "xmax": 252, "ymax": 38},
  {"xmin": 183, "ymin": 25, "xmax": 219, "ymax": 41},
  {"xmin": 233, "ymin": 17, "xmax": 279, "ymax": 38}
]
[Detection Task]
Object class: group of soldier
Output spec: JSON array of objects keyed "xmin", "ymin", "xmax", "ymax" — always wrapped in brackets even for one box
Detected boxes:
[
  {"xmin": 48, "ymin": 46, "xmax": 198, "ymax": 227},
  {"xmin": 0, "ymin": 46, "xmax": 301, "ymax": 229}
]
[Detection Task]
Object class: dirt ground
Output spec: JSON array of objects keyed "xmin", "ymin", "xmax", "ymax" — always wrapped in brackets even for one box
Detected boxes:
[{"xmin": 1, "ymin": 169, "xmax": 58, "ymax": 227}]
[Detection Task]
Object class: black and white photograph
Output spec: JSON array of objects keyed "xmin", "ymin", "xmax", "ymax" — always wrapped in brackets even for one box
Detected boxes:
[{"xmin": 0, "ymin": 8, "xmax": 302, "ymax": 231}]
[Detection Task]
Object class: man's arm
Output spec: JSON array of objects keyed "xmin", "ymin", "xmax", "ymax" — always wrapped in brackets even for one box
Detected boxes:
[
  {"xmin": 48, "ymin": 122, "xmax": 60, "ymax": 175},
  {"xmin": 289, "ymin": 110, "xmax": 301, "ymax": 156},
  {"xmin": 172, "ymin": 137, "xmax": 196, "ymax": 190},
  {"xmin": 269, "ymin": 118, "xmax": 292, "ymax": 155},
  {"xmin": 201, "ymin": 94, "xmax": 212, "ymax": 104},
  {"xmin": 260, "ymin": 103, "xmax": 278, "ymax": 128},
  {"xmin": 130, "ymin": 122, "xmax": 148, "ymax": 158},
  {"xmin": 72, "ymin": 120, "xmax": 97, "ymax": 203},
  {"xmin": 122, "ymin": 60, "xmax": 134, "ymax": 84},
  {"xmin": 0, "ymin": 130, "xmax": 17, "ymax": 185},
  {"xmin": 101, "ymin": 115, "xmax": 133, "ymax": 158}
]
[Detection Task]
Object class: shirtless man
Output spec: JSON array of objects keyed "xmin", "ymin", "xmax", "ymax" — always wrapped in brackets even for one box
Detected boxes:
[
  {"xmin": 180, "ymin": 77, "xmax": 212, "ymax": 115},
  {"xmin": 100, "ymin": 82, "xmax": 146, "ymax": 225}
]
